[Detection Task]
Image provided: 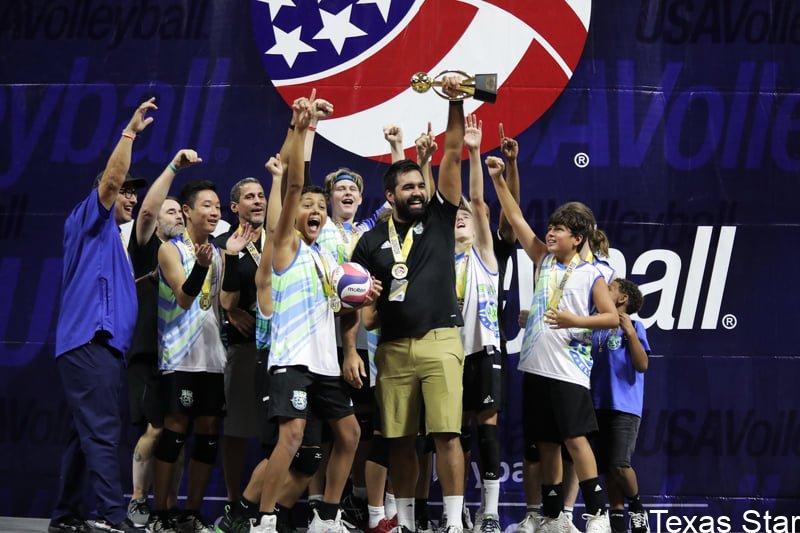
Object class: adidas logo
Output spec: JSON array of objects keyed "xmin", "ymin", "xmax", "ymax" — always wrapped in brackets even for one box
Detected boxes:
[
  {"xmin": 594, "ymin": 484, "xmax": 602, "ymax": 492},
  {"xmin": 548, "ymin": 490, "xmax": 557, "ymax": 496},
  {"xmin": 483, "ymin": 395, "xmax": 493, "ymax": 404}
]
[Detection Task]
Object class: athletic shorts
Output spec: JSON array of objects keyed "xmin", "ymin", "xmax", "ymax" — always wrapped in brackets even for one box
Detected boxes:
[
  {"xmin": 375, "ymin": 327, "xmax": 464, "ymax": 438},
  {"xmin": 267, "ymin": 365, "xmax": 354, "ymax": 423},
  {"xmin": 522, "ymin": 373, "xmax": 597, "ymax": 445},
  {"xmin": 462, "ymin": 348, "xmax": 503, "ymax": 413},
  {"xmin": 162, "ymin": 371, "xmax": 225, "ymax": 418},
  {"xmin": 594, "ymin": 409, "xmax": 641, "ymax": 472},
  {"xmin": 223, "ymin": 342, "xmax": 260, "ymax": 438},
  {"xmin": 127, "ymin": 353, "xmax": 164, "ymax": 427}
]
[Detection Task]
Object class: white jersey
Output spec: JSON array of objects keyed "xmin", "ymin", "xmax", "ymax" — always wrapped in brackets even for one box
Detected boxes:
[
  {"xmin": 518, "ymin": 254, "xmax": 603, "ymax": 389},
  {"xmin": 457, "ymin": 247, "xmax": 501, "ymax": 356}
]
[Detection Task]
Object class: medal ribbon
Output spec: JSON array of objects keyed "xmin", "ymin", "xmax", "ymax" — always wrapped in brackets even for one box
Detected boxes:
[
  {"xmin": 455, "ymin": 248, "xmax": 470, "ymax": 301},
  {"xmin": 335, "ymin": 220, "xmax": 360, "ymax": 259},
  {"xmin": 182, "ymin": 231, "xmax": 213, "ymax": 306},
  {"xmin": 387, "ymin": 217, "xmax": 417, "ymax": 265},
  {"xmin": 237, "ymin": 226, "xmax": 265, "ymax": 265},
  {"xmin": 309, "ymin": 244, "xmax": 335, "ymax": 299},
  {"xmin": 547, "ymin": 253, "xmax": 582, "ymax": 311}
]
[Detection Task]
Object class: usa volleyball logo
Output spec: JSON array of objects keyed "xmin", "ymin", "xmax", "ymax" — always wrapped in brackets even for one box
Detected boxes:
[{"xmin": 251, "ymin": 0, "xmax": 591, "ymax": 160}]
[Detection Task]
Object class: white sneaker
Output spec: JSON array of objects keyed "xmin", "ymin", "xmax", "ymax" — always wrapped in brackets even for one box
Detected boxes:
[
  {"xmin": 249, "ymin": 514, "xmax": 277, "ymax": 533},
  {"xmin": 308, "ymin": 509, "xmax": 347, "ymax": 533},
  {"xmin": 582, "ymin": 511, "xmax": 611, "ymax": 533},
  {"xmin": 512, "ymin": 513, "xmax": 540, "ymax": 533},
  {"xmin": 539, "ymin": 513, "xmax": 571, "ymax": 533},
  {"xmin": 563, "ymin": 512, "xmax": 581, "ymax": 533},
  {"xmin": 472, "ymin": 508, "xmax": 484, "ymax": 533},
  {"xmin": 461, "ymin": 506, "xmax": 473, "ymax": 531},
  {"xmin": 477, "ymin": 514, "xmax": 501, "ymax": 533}
]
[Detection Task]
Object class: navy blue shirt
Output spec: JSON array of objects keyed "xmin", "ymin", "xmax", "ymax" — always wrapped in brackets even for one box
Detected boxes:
[
  {"xmin": 590, "ymin": 319, "xmax": 650, "ymax": 417},
  {"xmin": 55, "ymin": 189, "xmax": 138, "ymax": 357}
]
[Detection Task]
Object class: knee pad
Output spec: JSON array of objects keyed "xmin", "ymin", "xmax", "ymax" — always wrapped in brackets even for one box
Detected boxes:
[
  {"xmin": 459, "ymin": 427, "xmax": 472, "ymax": 454},
  {"xmin": 154, "ymin": 428, "xmax": 187, "ymax": 463},
  {"xmin": 477, "ymin": 425, "xmax": 500, "ymax": 480},
  {"xmin": 290, "ymin": 446, "xmax": 323, "ymax": 477},
  {"xmin": 368, "ymin": 436, "xmax": 390, "ymax": 468},
  {"xmin": 191, "ymin": 434, "xmax": 219, "ymax": 465},
  {"xmin": 524, "ymin": 443, "xmax": 540, "ymax": 463},
  {"xmin": 357, "ymin": 413, "xmax": 374, "ymax": 442}
]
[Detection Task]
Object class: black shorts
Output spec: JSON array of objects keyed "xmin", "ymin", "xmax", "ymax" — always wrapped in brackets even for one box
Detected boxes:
[
  {"xmin": 338, "ymin": 347, "xmax": 375, "ymax": 409},
  {"xmin": 462, "ymin": 348, "xmax": 503, "ymax": 413},
  {"xmin": 522, "ymin": 373, "xmax": 597, "ymax": 445},
  {"xmin": 162, "ymin": 371, "xmax": 225, "ymax": 418},
  {"xmin": 268, "ymin": 365, "xmax": 354, "ymax": 423},
  {"xmin": 594, "ymin": 409, "xmax": 641, "ymax": 473},
  {"xmin": 127, "ymin": 353, "xmax": 164, "ymax": 427}
]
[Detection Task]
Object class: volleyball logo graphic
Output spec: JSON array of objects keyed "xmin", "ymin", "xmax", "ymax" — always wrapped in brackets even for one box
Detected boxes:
[
  {"xmin": 332, "ymin": 262, "xmax": 373, "ymax": 309},
  {"xmin": 251, "ymin": 0, "xmax": 591, "ymax": 160}
]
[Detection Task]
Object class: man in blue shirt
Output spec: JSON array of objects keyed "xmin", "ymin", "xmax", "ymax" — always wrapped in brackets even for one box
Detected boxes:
[{"xmin": 50, "ymin": 98, "xmax": 157, "ymax": 533}]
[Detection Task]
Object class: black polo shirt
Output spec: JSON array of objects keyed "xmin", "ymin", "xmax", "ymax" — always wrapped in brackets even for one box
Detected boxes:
[
  {"xmin": 492, "ymin": 230, "xmax": 517, "ymax": 352},
  {"xmin": 213, "ymin": 227, "xmax": 262, "ymax": 345},
  {"xmin": 351, "ymin": 192, "xmax": 463, "ymax": 343},
  {"xmin": 127, "ymin": 218, "xmax": 162, "ymax": 363}
]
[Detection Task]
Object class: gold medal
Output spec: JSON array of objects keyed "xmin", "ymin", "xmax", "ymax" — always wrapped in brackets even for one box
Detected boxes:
[
  {"xmin": 391, "ymin": 262, "xmax": 408, "ymax": 280},
  {"xmin": 199, "ymin": 293, "xmax": 211, "ymax": 310},
  {"xmin": 329, "ymin": 295, "xmax": 342, "ymax": 313}
]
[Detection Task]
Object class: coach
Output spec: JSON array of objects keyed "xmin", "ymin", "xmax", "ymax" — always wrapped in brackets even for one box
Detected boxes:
[{"xmin": 50, "ymin": 99, "xmax": 156, "ymax": 533}]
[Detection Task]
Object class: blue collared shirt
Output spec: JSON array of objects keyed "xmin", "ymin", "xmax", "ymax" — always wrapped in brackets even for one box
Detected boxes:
[{"xmin": 55, "ymin": 189, "xmax": 138, "ymax": 358}]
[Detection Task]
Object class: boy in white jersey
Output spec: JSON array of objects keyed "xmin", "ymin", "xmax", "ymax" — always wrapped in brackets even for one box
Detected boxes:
[
  {"xmin": 487, "ymin": 157, "xmax": 619, "ymax": 533},
  {"xmin": 453, "ymin": 115, "xmax": 503, "ymax": 533},
  {"xmin": 251, "ymin": 93, "xmax": 381, "ymax": 533}
]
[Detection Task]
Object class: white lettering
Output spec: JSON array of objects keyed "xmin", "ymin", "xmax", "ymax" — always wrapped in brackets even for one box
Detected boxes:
[{"xmin": 743, "ymin": 510, "xmax": 761, "ymax": 533}]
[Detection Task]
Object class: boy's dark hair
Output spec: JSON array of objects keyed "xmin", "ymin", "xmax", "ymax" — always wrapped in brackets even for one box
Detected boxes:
[
  {"xmin": 301, "ymin": 184, "xmax": 326, "ymax": 197},
  {"xmin": 383, "ymin": 159, "xmax": 423, "ymax": 192},
  {"xmin": 180, "ymin": 180, "xmax": 216, "ymax": 207},
  {"xmin": 548, "ymin": 202, "xmax": 594, "ymax": 248},
  {"xmin": 615, "ymin": 278, "xmax": 644, "ymax": 314}
]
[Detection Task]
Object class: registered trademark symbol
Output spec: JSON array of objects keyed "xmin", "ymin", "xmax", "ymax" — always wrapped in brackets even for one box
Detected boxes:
[
  {"xmin": 574, "ymin": 152, "xmax": 589, "ymax": 168},
  {"xmin": 721, "ymin": 314, "xmax": 737, "ymax": 329}
]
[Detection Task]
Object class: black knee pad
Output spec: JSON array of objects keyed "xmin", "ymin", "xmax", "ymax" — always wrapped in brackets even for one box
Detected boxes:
[
  {"xmin": 191, "ymin": 434, "xmax": 219, "ymax": 465},
  {"xmin": 357, "ymin": 413, "xmax": 374, "ymax": 442},
  {"xmin": 459, "ymin": 427, "xmax": 472, "ymax": 454},
  {"xmin": 477, "ymin": 425, "xmax": 500, "ymax": 480},
  {"xmin": 524, "ymin": 443, "xmax": 540, "ymax": 463},
  {"xmin": 368, "ymin": 436, "xmax": 390, "ymax": 468},
  {"xmin": 154, "ymin": 428, "xmax": 187, "ymax": 463},
  {"xmin": 291, "ymin": 446, "xmax": 323, "ymax": 477}
]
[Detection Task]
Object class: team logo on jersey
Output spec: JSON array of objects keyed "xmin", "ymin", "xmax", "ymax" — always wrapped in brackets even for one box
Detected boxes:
[
  {"xmin": 250, "ymin": 0, "xmax": 591, "ymax": 159},
  {"xmin": 567, "ymin": 339, "xmax": 593, "ymax": 378},
  {"xmin": 606, "ymin": 334, "xmax": 623, "ymax": 351},
  {"xmin": 291, "ymin": 390, "xmax": 308, "ymax": 411},
  {"xmin": 179, "ymin": 389, "xmax": 194, "ymax": 407}
]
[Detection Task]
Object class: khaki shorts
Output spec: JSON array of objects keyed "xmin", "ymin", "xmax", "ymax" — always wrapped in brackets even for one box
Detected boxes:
[
  {"xmin": 223, "ymin": 342, "xmax": 260, "ymax": 438},
  {"xmin": 375, "ymin": 327, "xmax": 464, "ymax": 438}
]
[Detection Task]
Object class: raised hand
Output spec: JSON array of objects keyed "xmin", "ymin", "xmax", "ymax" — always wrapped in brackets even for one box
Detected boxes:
[
  {"xmin": 293, "ymin": 88, "xmax": 316, "ymax": 131},
  {"xmin": 441, "ymin": 74, "xmax": 465, "ymax": 99},
  {"xmin": 415, "ymin": 122, "xmax": 438, "ymax": 164},
  {"xmin": 291, "ymin": 96, "xmax": 310, "ymax": 125},
  {"xmin": 313, "ymin": 98, "xmax": 334, "ymax": 120},
  {"xmin": 499, "ymin": 123, "xmax": 519, "ymax": 160},
  {"xmin": 226, "ymin": 222, "xmax": 254, "ymax": 254},
  {"xmin": 126, "ymin": 97, "xmax": 157, "ymax": 133},
  {"xmin": 195, "ymin": 243, "xmax": 214, "ymax": 267},
  {"xmin": 484, "ymin": 155, "xmax": 505, "ymax": 179},
  {"xmin": 265, "ymin": 154, "xmax": 283, "ymax": 178},
  {"xmin": 383, "ymin": 124, "xmax": 403, "ymax": 145},
  {"xmin": 464, "ymin": 114, "xmax": 482, "ymax": 152},
  {"xmin": 172, "ymin": 149, "xmax": 202, "ymax": 171}
]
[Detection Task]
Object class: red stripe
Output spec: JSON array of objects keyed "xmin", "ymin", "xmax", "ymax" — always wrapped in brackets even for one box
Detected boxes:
[{"xmin": 275, "ymin": 0, "xmax": 476, "ymax": 116}]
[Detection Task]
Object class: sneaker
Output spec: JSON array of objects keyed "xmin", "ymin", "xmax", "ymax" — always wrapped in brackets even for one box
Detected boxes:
[
  {"xmin": 416, "ymin": 518, "xmax": 435, "ymax": 533},
  {"xmin": 388, "ymin": 516, "xmax": 398, "ymax": 529},
  {"xmin": 462, "ymin": 507, "xmax": 473, "ymax": 531},
  {"xmin": 582, "ymin": 511, "xmax": 611, "ymax": 533},
  {"xmin": 512, "ymin": 514, "xmax": 540, "ymax": 533},
  {"xmin": 340, "ymin": 493, "xmax": 367, "ymax": 530},
  {"xmin": 88, "ymin": 518, "xmax": 146, "ymax": 532},
  {"xmin": 307, "ymin": 501, "xmax": 321, "ymax": 527},
  {"xmin": 441, "ymin": 527, "xmax": 464, "ymax": 533},
  {"xmin": 562, "ymin": 513, "xmax": 580, "ymax": 533},
  {"xmin": 250, "ymin": 515, "xmax": 277, "ymax": 533},
  {"xmin": 538, "ymin": 513, "xmax": 571, "ymax": 533},
  {"xmin": 472, "ymin": 510, "xmax": 484, "ymax": 533},
  {"xmin": 216, "ymin": 505, "xmax": 252, "ymax": 533},
  {"xmin": 128, "ymin": 498, "xmax": 152, "ymax": 527},
  {"xmin": 176, "ymin": 511, "xmax": 214, "ymax": 533},
  {"xmin": 629, "ymin": 510, "xmax": 650, "ymax": 533},
  {"xmin": 308, "ymin": 509, "xmax": 348, "ymax": 533},
  {"xmin": 49, "ymin": 516, "xmax": 90, "ymax": 533},
  {"xmin": 478, "ymin": 515, "xmax": 501, "ymax": 533},
  {"xmin": 149, "ymin": 512, "xmax": 177, "ymax": 533},
  {"xmin": 367, "ymin": 518, "xmax": 395, "ymax": 533}
]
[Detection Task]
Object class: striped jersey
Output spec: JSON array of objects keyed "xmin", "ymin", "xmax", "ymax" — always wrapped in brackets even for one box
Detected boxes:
[{"xmin": 457, "ymin": 246, "xmax": 501, "ymax": 356}]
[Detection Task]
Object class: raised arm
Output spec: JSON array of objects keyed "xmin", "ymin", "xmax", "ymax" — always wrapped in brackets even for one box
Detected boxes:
[
  {"xmin": 497, "ymin": 123, "xmax": 520, "ymax": 244},
  {"xmin": 255, "ymin": 154, "xmax": 285, "ymax": 317},
  {"xmin": 437, "ymin": 80, "xmax": 465, "ymax": 205},
  {"xmin": 159, "ymin": 240, "xmax": 214, "ymax": 310},
  {"xmin": 415, "ymin": 121, "xmax": 438, "ymax": 196},
  {"xmin": 464, "ymin": 114, "xmax": 496, "ymax": 271},
  {"xmin": 485, "ymin": 156, "xmax": 547, "ymax": 265},
  {"xmin": 383, "ymin": 124, "xmax": 405, "ymax": 163},
  {"xmin": 98, "ymin": 98, "xmax": 157, "ymax": 210}
]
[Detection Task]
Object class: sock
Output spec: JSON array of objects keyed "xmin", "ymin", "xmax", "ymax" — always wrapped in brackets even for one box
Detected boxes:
[
  {"xmin": 610, "ymin": 510, "xmax": 627, "ymax": 533},
  {"xmin": 368, "ymin": 505, "xmax": 385, "ymax": 528},
  {"xmin": 415, "ymin": 498, "xmax": 429, "ymax": 524},
  {"xmin": 443, "ymin": 496, "xmax": 463, "ymax": 528},
  {"xmin": 318, "ymin": 501, "xmax": 339, "ymax": 521},
  {"xmin": 579, "ymin": 477, "xmax": 608, "ymax": 516},
  {"xmin": 353, "ymin": 486, "xmax": 367, "ymax": 500},
  {"xmin": 564, "ymin": 506, "xmax": 574, "ymax": 520},
  {"xmin": 309, "ymin": 494, "xmax": 323, "ymax": 502},
  {"xmin": 482, "ymin": 479, "xmax": 500, "ymax": 517},
  {"xmin": 237, "ymin": 496, "xmax": 258, "ymax": 519},
  {"xmin": 385, "ymin": 493, "xmax": 397, "ymax": 519},
  {"xmin": 627, "ymin": 494, "xmax": 644, "ymax": 513},
  {"xmin": 396, "ymin": 498, "xmax": 415, "ymax": 530},
  {"xmin": 276, "ymin": 505, "xmax": 291, "ymax": 530},
  {"xmin": 526, "ymin": 504, "xmax": 542, "ymax": 518},
  {"xmin": 541, "ymin": 484, "xmax": 563, "ymax": 520}
]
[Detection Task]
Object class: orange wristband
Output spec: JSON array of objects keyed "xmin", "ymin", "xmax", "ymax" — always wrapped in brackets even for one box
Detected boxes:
[
  {"xmin": 121, "ymin": 130, "xmax": 136, "ymax": 141},
  {"xmin": 308, "ymin": 125, "xmax": 317, "ymax": 132}
]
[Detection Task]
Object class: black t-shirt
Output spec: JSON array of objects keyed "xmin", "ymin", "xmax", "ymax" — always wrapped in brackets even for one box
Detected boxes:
[
  {"xmin": 213, "ymin": 227, "xmax": 261, "ymax": 345},
  {"xmin": 492, "ymin": 230, "xmax": 517, "ymax": 350},
  {"xmin": 127, "ymin": 218, "xmax": 162, "ymax": 362},
  {"xmin": 351, "ymin": 192, "xmax": 463, "ymax": 343}
]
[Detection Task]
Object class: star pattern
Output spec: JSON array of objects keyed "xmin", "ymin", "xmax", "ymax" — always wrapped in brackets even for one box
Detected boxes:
[
  {"xmin": 357, "ymin": 0, "xmax": 391, "ymax": 22},
  {"xmin": 265, "ymin": 25, "xmax": 316, "ymax": 68},
  {"xmin": 256, "ymin": 0, "xmax": 296, "ymax": 21},
  {"xmin": 313, "ymin": 5, "xmax": 368, "ymax": 55}
]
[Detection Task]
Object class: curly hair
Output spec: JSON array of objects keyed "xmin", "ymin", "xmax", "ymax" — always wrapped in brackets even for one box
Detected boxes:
[{"xmin": 614, "ymin": 278, "xmax": 644, "ymax": 314}]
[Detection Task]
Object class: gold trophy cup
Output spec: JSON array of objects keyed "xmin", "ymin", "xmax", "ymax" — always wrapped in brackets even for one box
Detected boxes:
[{"xmin": 410, "ymin": 70, "xmax": 497, "ymax": 103}]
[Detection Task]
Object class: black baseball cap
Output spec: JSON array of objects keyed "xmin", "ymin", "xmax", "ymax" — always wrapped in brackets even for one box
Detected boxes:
[{"xmin": 92, "ymin": 171, "xmax": 147, "ymax": 190}]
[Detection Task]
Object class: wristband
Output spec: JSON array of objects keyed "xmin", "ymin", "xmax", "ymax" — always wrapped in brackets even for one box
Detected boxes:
[
  {"xmin": 168, "ymin": 162, "xmax": 180, "ymax": 173},
  {"xmin": 182, "ymin": 262, "xmax": 209, "ymax": 297},
  {"xmin": 308, "ymin": 125, "xmax": 317, "ymax": 132},
  {"xmin": 121, "ymin": 130, "xmax": 136, "ymax": 140},
  {"xmin": 288, "ymin": 124, "xmax": 295, "ymax": 130},
  {"xmin": 222, "ymin": 253, "xmax": 241, "ymax": 292}
]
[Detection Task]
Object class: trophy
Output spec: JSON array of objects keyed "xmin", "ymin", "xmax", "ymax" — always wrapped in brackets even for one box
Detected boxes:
[{"xmin": 410, "ymin": 70, "xmax": 497, "ymax": 103}]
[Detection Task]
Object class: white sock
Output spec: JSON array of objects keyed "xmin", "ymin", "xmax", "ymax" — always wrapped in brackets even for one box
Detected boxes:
[
  {"xmin": 385, "ymin": 492, "xmax": 397, "ymax": 519},
  {"xmin": 396, "ymin": 498, "xmax": 415, "ymax": 530},
  {"xmin": 443, "ymin": 496, "xmax": 463, "ymax": 528},
  {"xmin": 368, "ymin": 505, "xmax": 385, "ymax": 528},
  {"xmin": 482, "ymin": 479, "xmax": 500, "ymax": 517},
  {"xmin": 564, "ymin": 507, "xmax": 573, "ymax": 520},
  {"xmin": 353, "ymin": 486, "xmax": 367, "ymax": 500},
  {"xmin": 309, "ymin": 494, "xmax": 323, "ymax": 502}
]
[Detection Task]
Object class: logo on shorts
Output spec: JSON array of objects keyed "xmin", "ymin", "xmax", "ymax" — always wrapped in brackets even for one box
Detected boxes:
[
  {"xmin": 606, "ymin": 334, "xmax": 623, "ymax": 351},
  {"xmin": 291, "ymin": 390, "xmax": 308, "ymax": 411},
  {"xmin": 179, "ymin": 389, "xmax": 194, "ymax": 407}
]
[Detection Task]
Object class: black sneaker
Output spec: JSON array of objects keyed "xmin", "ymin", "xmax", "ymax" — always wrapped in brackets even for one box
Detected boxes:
[
  {"xmin": 630, "ymin": 509, "xmax": 650, "ymax": 533},
  {"xmin": 128, "ymin": 498, "xmax": 151, "ymax": 527},
  {"xmin": 175, "ymin": 511, "xmax": 214, "ymax": 532},
  {"xmin": 340, "ymin": 493, "xmax": 367, "ymax": 530},
  {"xmin": 88, "ymin": 518, "xmax": 146, "ymax": 532},
  {"xmin": 275, "ymin": 506, "xmax": 297, "ymax": 533},
  {"xmin": 149, "ymin": 512, "xmax": 177, "ymax": 533},
  {"xmin": 49, "ymin": 516, "xmax": 89, "ymax": 533},
  {"xmin": 214, "ymin": 505, "xmax": 251, "ymax": 533}
]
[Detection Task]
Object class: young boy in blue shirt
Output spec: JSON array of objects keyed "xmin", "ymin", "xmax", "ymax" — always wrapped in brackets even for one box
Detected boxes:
[{"xmin": 591, "ymin": 279, "xmax": 651, "ymax": 533}]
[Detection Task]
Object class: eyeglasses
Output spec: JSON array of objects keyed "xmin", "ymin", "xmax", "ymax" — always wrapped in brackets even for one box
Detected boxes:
[{"xmin": 120, "ymin": 188, "xmax": 137, "ymax": 199}]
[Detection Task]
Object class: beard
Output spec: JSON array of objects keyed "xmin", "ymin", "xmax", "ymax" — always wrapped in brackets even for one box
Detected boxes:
[
  {"xmin": 160, "ymin": 221, "xmax": 184, "ymax": 239},
  {"xmin": 395, "ymin": 196, "xmax": 426, "ymax": 222}
]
